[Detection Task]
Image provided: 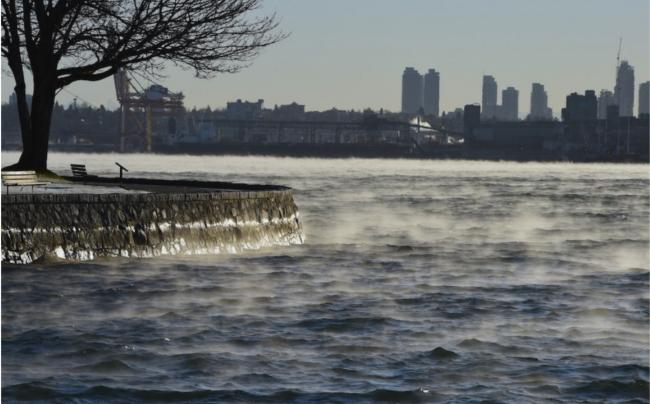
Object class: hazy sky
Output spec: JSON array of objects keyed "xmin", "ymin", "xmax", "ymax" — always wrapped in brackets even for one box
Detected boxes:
[{"xmin": 2, "ymin": 0, "xmax": 649, "ymax": 117}]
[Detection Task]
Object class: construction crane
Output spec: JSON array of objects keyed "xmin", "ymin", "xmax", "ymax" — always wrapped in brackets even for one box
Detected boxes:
[
  {"xmin": 113, "ymin": 69, "xmax": 185, "ymax": 152},
  {"xmin": 616, "ymin": 38, "xmax": 623, "ymax": 70}
]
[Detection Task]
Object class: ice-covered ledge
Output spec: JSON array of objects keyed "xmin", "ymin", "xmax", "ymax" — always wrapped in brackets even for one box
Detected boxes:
[{"xmin": 1, "ymin": 177, "xmax": 304, "ymax": 264}]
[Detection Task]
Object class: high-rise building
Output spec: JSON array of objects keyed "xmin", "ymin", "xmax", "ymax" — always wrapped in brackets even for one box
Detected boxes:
[
  {"xmin": 562, "ymin": 90, "xmax": 597, "ymax": 122},
  {"xmin": 529, "ymin": 83, "xmax": 551, "ymax": 120},
  {"xmin": 501, "ymin": 86, "xmax": 519, "ymax": 121},
  {"xmin": 597, "ymin": 90, "xmax": 615, "ymax": 120},
  {"xmin": 402, "ymin": 67, "xmax": 423, "ymax": 114},
  {"xmin": 423, "ymin": 69, "xmax": 440, "ymax": 117},
  {"xmin": 463, "ymin": 104, "xmax": 481, "ymax": 134},
  {"xmin": 614, "ymin": 61, "xmax": 635, "ymax": 117},
  {"xmin": 638, "ymin": 81, "xmax": 649, "ymax": 117},
  {"xmin": 482, "ymin": 75, "xmax": 498, "ymax": 120},
  {"xmin": 606, "ymin": 104, "xmax": 620, "ymax": 121}
]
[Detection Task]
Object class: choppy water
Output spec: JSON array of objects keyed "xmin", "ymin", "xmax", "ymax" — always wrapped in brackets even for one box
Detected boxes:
[{"xmin": 2, "ymin": 153, "xmax": 649, "ymax": 403}]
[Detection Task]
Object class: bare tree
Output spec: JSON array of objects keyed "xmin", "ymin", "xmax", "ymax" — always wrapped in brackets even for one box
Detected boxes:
[{"xmin": 2, "ymin": 0, "xmax": 284, "ymax": 171}]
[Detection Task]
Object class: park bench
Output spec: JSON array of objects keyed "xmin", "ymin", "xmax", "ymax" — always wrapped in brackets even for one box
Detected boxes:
[
  {"xmin": 2, "ymin": 171, "xmax": 50, "ymax": 194},
  {"xmin": 70, "ymin": 163, "xmax": 97, "ymax": 178}
]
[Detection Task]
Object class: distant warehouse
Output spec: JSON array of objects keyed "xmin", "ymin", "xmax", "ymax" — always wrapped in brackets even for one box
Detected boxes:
[{"xmin": 469, "ymin": 121, "xmax": 563, "ymax": 152}]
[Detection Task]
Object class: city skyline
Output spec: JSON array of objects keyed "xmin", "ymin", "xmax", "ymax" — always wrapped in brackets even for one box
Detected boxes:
[{"xmin": 1, "ymin": 0, "xmax": 649, "ymax": 116}]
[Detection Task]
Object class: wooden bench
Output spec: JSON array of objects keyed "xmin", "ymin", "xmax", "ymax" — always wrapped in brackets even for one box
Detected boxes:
[
  {"xmin": 71, "ymin": 164, "xmax": 89, "ymax": 178},
  {"xmin": 2, "ymin": 171, "xmax": 50, "ymax": 194},
  {"xmin": 70, "ymin": 163, "xmax": 99, "ymax": 179}
]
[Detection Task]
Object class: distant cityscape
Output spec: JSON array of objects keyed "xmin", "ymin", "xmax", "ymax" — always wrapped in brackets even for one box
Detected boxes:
[
  {"xmin": 1, "ymin": 58, "xmax": 649, "ymax": 162},
  {"xmin": 400, "ymin": 60, "xmax": 647, "ymax": 120}
]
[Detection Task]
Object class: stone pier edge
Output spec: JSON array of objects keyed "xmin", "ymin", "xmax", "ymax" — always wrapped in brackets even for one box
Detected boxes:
[
  {"xmin": 2, "ymin": 183, "xmax": 303, "ymax": 264},
  {"xmin": 2, "ymin": 190, "xmax": 291, "ymax": 205}
]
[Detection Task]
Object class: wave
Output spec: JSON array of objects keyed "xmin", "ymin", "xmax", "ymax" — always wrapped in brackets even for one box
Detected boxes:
[
  {"xmin": 2, "ymin": 384, "xmax": 437, "ymax": 403},
  {"xmin": 568, "ymin": 379, "xmax": 649, "ymax": 400},
  {"xmin": 427, "ymin": 347, "xmax": 459, "ymax": 360},
  {"xmin": 457, "ymin": 338, "xmax": 528, "ymax": 354},
  {"xmin": 293, "ymin": 317, "xmax": 392, "ymax": 333},
  {"xmin": 72, "ymin": 359, "xmax": 139, "ymax": 374}
]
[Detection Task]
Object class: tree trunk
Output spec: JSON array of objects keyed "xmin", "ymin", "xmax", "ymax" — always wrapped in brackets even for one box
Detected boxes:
[
  {"xmin": 5, "ymin": 14, "xmax": 59, "ymax": 172},
  {"xmin": 4, "ymin": 53, "xmax": 34, "ymax": 171},
  {"xmin": 13, "ymin": 84, "xmax": 34, "ymax": 168},
  {"xmin": 28, "ymin": 78, "xmax": 57, "ymax": 171}
]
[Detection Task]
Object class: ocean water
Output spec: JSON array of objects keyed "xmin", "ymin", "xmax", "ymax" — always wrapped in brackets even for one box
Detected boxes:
[{"xmin": 2, "ymin": 152, "xmax": 649, "ymax": 403}]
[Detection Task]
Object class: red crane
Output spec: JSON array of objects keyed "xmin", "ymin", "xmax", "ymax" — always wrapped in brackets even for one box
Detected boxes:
[{"xmin": 113, "ymin": 69, "xmax": 185, "ymax": 152}]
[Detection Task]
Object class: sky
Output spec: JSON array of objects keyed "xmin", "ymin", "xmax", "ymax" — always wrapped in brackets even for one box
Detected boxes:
[{"xmin": 2, "ymin": 0, "xmax": 649, "ymax": 118}]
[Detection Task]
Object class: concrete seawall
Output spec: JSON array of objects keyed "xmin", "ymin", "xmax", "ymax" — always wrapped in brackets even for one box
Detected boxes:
[{"xmin": 2, "ymin": 180, "xmax": 303, "ymax": 264}]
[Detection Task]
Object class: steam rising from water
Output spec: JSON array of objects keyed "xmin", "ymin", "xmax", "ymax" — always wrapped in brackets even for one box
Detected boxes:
[{"xmin": 2, "ymin": 152, "xmax": 648, "ymax": 402}]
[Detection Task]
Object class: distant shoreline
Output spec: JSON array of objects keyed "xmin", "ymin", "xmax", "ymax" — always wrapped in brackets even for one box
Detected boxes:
[{"xmin": 2, "ymin": 143, "xmax": 648, "ymax": 164}]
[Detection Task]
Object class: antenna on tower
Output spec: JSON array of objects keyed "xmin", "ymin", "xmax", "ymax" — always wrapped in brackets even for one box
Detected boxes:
[{"xmin": 616, "ymin": 37, "xmax": 623, "ymax": 70}]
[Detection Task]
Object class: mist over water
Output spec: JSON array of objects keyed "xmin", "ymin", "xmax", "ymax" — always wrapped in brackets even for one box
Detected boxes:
[{"xmin": 2, "ymin": 153, "xmax": 649, "ymax": 402}]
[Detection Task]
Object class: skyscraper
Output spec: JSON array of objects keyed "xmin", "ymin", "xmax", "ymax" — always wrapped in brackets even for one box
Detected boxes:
[
  {"xmin": 562, "ymin": 90, "xmax": 597, "ymax": 122},
  {"xmin": 597, "ymin": 90, "xmax": 615, "ymax": 120},
  {"xmin": 482, "ymin": 75, "xmax": 498, "ymax": 120},
  {"xmin": 638, "ymin": 81, "xmax": 649, "ymax": 116},
  {"xmin": 529, "ymin": 83, "xmax": 551, "ymax": 120},
  {"xmin": 614, "ymin": 61, "xmax": 635, "ymax": 117},
  {"xmin": 423, "ymin": 69, "xmax": 440, "ymax": 117},
  {"xmin": 501, "ymin": 87, "xmax": 519, "ymax": 121},
  {"xmin": 401, "ymin": 67, "xmax": 423, "ymax": 114}
]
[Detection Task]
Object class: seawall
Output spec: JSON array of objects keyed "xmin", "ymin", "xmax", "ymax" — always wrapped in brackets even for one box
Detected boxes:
[{"xmin": 2, "ymin": 179, "xmax": 303, "ymax": 264}]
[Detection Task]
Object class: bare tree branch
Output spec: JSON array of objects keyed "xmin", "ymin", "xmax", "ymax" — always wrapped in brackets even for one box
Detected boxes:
[{"xmin": 2, "ymin": 0, "xmax": 285, "ymax": 170}]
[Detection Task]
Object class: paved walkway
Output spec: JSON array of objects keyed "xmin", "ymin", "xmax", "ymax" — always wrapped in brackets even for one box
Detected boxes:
[
  {"xmin": 2, "ymin": 174, "xmax": 285, "ymax": 196},
  {"xmin": 1, "ymin": 180, "xmax": 149, "ymax": 195}
]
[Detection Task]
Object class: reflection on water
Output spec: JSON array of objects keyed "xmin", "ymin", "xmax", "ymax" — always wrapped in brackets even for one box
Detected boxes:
[{"xmin": 2, "ymin": 153, "xmax": 649, "ymax": 402}]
